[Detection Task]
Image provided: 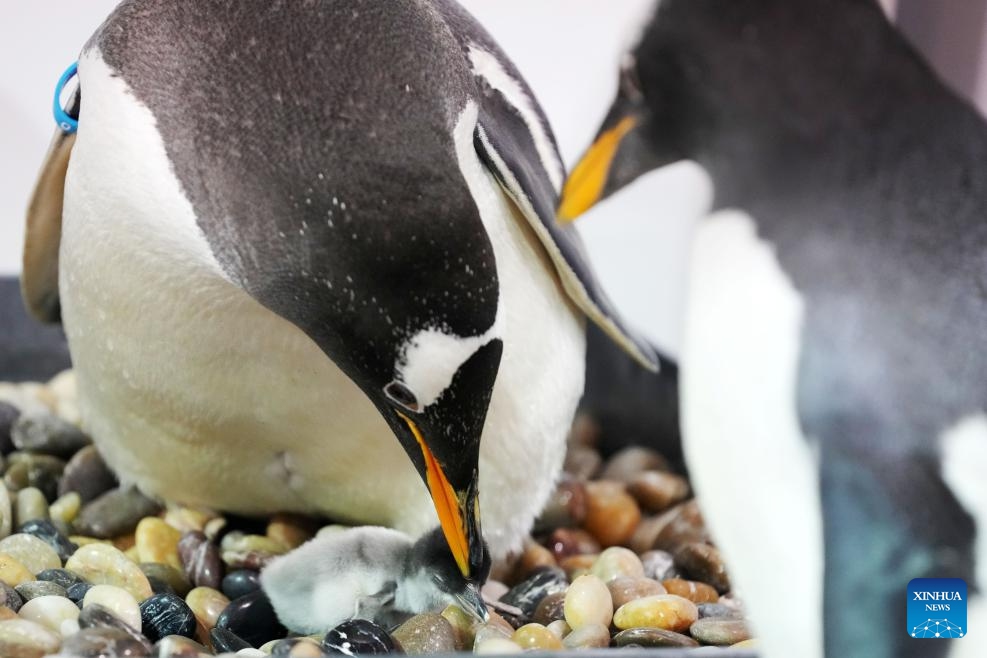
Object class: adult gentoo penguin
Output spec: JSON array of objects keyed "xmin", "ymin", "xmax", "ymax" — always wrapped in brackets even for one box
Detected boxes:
[
  {"xmin": 24, "ymin": 0, "xmax": 657, "ymax": 591},
  {"xmin": 559, "ymin": 1, "xmax": 987, "ymax": 657}
]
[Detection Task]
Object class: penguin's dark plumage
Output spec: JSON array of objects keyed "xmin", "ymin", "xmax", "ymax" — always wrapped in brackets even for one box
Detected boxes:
[
  {"xmin": 24, "ymin": 0, "xmax": 657, "ymax": 592},
  {"xmin": 560, "ymin": 2, "xmax": 987, "ymax": 657}
]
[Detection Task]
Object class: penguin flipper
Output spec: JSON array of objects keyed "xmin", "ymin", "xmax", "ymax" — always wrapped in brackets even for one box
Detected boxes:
[
  {"xmin": 473, "ymin": 103, "xmax": 659, "ymax": 372},
  {"xmin": 23, "ymin": 126, "xmax": 76, "ymax": 324}
]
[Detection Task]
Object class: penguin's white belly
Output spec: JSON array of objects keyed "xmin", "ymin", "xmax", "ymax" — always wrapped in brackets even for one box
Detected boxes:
[
  {"xmin": 56, "ymin": 51, "xmax": 583, "ymax": 558},
  {"xmin": 681, "ymin": 210, "xmax": 823, "ymax": 658}
]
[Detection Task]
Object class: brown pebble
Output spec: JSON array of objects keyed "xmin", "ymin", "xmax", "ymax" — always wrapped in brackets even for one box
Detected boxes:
[
  {"xmin": 532, "ymin": 591, "xmax": 566, "ymax": 625},
  {"xmin": 266, "ymin": 514, "xmax": 315, "ymax": 550},
  {"xmin": 533, "ymin": 480, "xmax": 587, "ymax": 533},
  {"xmin": 690, "ymin": 618, "xmax": 752, "ymax": 645},
  {"xmin": 582, "ymin": 481, "xmax": 641, "ymax": 547},
  {"xmin": 177, "ymin": 532, "xmax": 221, "ymax": 590},
  {"xmin": 613, "ymin": 627, "xmax": 700, "ymax": 648},
  {"xmin": 512, "ymin": 540, "xmax": 556, "ymax": 581},
  {"xmin": 546, "ymin": 528, "xmax": 600, "ymax": 561},
  {"xmin": 652, "ymin": 500, "xmax": 709, "ymax": 552},
  {"xmin": 567, "ymin": 414, "xmax": 600, "ymax": 448},
  {"xmin": 674, "ymin": 542, "xmax": 731, "ymax": 594},
  {"xmin": 73, "ymin": 487, "xmax": 161, "ymax": 539},
  {"xmin": 558, "ymin": 554, "xmax": 597, "ymax": 580},
  {"xmin": 662, "ymin": 579, "xmax": 719, "ymax": 604},
  {"xmin": 135, "ymin": 518, "xmax": 182, "ymax": 570},
  {"xmin": 599, "ymin": 446, "xmax": 670, "ymax": 481},
  {"xmin": 612, "ymin": 594, "xmax": 698, "ymax": 633},
  {"xmin": 607, "ymin": 577, "xmax": 667, "ymax": 608},
  {"xmin": 627, "ymin": 471, "xmax": 690, "ymax": 513},
  {"xmin": 562, "ymin": 446, "xmax": 601, "ymax": 480},
  {"xmin": 185, "ymin": 586, "xmax": 229, "ymax": 630},
  {"xmin": 58, "ymin": 446, "xmax": 117, "ymax": 504},
  {"xmin": 392, "ymin": 613, "xmax": 458, "ymax": 654}
]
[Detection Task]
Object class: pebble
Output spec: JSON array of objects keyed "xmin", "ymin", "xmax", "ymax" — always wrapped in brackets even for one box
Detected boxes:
[
  {"xmin": 590, "ymin": 546, "xmax": 645, "ymax": 582},
  {"xmin": 11, "ymin": 412, "xmax": 90, "ymax": 458},
  {"xmin": 599, "ymin": 446, "xmax": 670, "ymax": 481},
  {"xmin": 639, "ymin": 550, "xmax": 678, "ymax": 581},
  {"xmin": 0, "ymin": 582, "xmax": 23, "ymax": 611},
  {"xmin": 65, "ymin": 544, "xmax": 153, "ymax": 601},
  {"xmin": 78, "ymin": 603, "xmax": 153, "ymax": 652},
  {"xmin": 472, "ymin": 614, "xmax": 513, "ymax": 646},
  {"xmin": 612, "ymin": 627, "xmax": 700, "ymax": 648},
  {"xmin": 177, "ymin": 532, "xmax": 222, "ymax": 590},
  {"xmin": 563, "ymin": 575, "xmax": 613, "ymax": 630},
  {"xmin": 15, "ymin": 580, "xmax": 66, "ymax": 601},
  {"xmin": 83, "ymin": 584, "xmax": 143, "ymax": 631},
  {"xmin": 532, "ymin": 479, "xmax": 587, "ymax": 532},
  {"xmin": 662, "ymin": 578, "xmax": 719, "ymax": 604},
  {"xmin": 562, "ymin": 445, "xmax": 601, "ymax": 480},
  {"xmin": 612, "ymin": 594, "xmax": 698, "ymax": 633},
  {"xmin": 66, "ymin": 582, "xmax": 93, "ymax": 604},
  {"xmin": 220, "ymin": 532, "xmax": 286, "ymax": 558},
  {"xmin": 545, "ymin": 528, "xmax": 600, "ymax": 561},
  {"xmin": 0, "ymin": 485, "xmax": 11, "ymax": 539},
  {"xmin": 0, "ymin": 534, "xmax": 61, "ymax": 574},
  {"xmin": 265, "ymin": 515, "xmax": 314, "ymax": 551},
  {"xmin": 220, "ymin": 570, "xmax": 260, "ymax": 601},
  {"xmin": 545, "ymin": 619, "xmax": 570, "ymax": 640},
  {"xmin": 37, "ymin": 568, "xmax": 86, "ymax": 591},
  {"xmin": 561, "ymin": 622, "xmax": 609, "ymax": 649},
  {"xmin": 140, "ymin": 563, "xmax": 192, "ymax": 598},
  {"xmin": 18, "ymin": 595, "xmax": 80, "ymax": 637},
  {"xmin": 322, "ymin": 619, "xmax": 395, "ymax": 655},
  {"xmin": 689, "ymin": 618, "xmax": 752, "ymax": 645},
  {"xmin": 0, "ymin": 618, "xmax": 62, "ymax": 658},
  {"xmin": 652, "ymin": 500, "xmax": 709, "ymax": 552},
  {"xmin": 185, "ymin": 587, "xmax": 229, "ymax": 630},
  {"xmin": 473, "ymin": 638, "xmax": 523, "ymax": 654},
  {"xmin": 270, "ymin": 637, "xmax": 328, "ymax": 657},
  {"xmin": 607, "ymin": 577, "xmax": 667, "ymax": 608},
  {"xmin": 139, "ymin": 593, "xmax": 196, "ymax": 642},
  {"xmin": 215, "ymin": 590, "xmax": 285, "ymax": 648},
  {"xmin": 582, "ymin": 481, "xmax": 641, "ymax": 547},
  {"xmin": 511, "ymin": 540, "xmax": 556, "ymax": 581},
  {"xmin": 0, "ymin": 402, "xmax": 19, "ymax": 454},
  {"xmin": 0, "ymin": 553, "xmax": 35, "ymax": 587},
  {"xmin": 210, "ymin": 627, "xmax": 252, "ymax": 653},
  {"xmin": 153, "ymin": 634, "xmax": 210, "ymax": 657},
  {"xmin": 499, "ymin": 568, "xmax": 567, "ymax": 617},
  {"xmin": 58, "ymin": 446, "xmax": 117, "ymax": 504},
  {"xmin": 674, "ymin": 542, "xmax": 731, "ymax": 594},
  {"xmin": 74, "ymin": 487, "xmax": 162, "ymax": 539},
  {"xmin": 392, "ymin": 613, "xmax": 458, "ymax": 654},
  {"xmin": 62, "ymin": 626, "xmax": 151, "ymax": 657},
  {"xmin": 135, "ymin": 519, "xmax": 182, "ymax": 571},
  {"xmin": 697, "ymin": 602, "xmax": 743, "ymax": 620},
  {"xmin": 440, "ymin": 603, "xmax": 476, "ymax": 649},
  {"xmin": 6, "ymin": 456, "xmax": 65, "ymax": 502},
  {"xmin": 532, "ymin": 591, "xmax": 565, "ymax": 625},
  {"xmin": 511, "ymin": 623, "xmax": 562, "ymax": 650},
  {"xmin": 627, "ymin": 471, "xmax": 690, "ymax": 513},
  {"xmin": 19, "ymin": 520, "xmax": 78, "ymax": 563},
  {"xmin": 557, "ymin": 554, "xmax": 597, "ymax": 581},
  {"xmin": 14, "ymin": 488, "xmax": 49, "ymax": 529}
]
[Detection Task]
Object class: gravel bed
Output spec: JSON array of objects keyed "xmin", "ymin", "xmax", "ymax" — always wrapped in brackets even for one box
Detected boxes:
[{"xmin": 0, "ymin": 371, "xmax": 757, "ymax": 657}]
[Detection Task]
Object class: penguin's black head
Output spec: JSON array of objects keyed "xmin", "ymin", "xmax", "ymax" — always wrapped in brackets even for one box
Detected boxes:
[
  {"xmin": 558, "ymin": 0, "xmax": 900, "ymax": 218},
  {"xmin": 406, "ymin": 526, "xmax": 491, "ymax": 622}
]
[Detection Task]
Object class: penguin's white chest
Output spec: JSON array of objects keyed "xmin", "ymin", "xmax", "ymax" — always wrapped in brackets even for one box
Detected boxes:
[
  {"xmin": 57, "ymin": 52, "xmax": 583, "ymax": 557},
  {"xmin": 681, "ymin": 210, "xmax": 823, "ymax": 658}
]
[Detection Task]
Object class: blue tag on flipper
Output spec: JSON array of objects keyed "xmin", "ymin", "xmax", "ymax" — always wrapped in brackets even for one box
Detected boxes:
[{"xmin": 53, "ymin": 62, "xmax": 79, "ymax": 134}]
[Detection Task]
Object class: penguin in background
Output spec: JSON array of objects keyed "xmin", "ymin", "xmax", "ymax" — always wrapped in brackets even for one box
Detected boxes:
[
  {"xmin": 23, "ymin": 0, "xmax": 657, "ymax": 602},
  {"xmin": 559, "ymin": 1, "xmax": 987, "ymax": 657}
]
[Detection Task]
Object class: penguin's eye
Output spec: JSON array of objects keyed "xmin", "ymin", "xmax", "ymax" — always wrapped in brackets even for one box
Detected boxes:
[{"xmin": 384, "ymin": 381, "xmax": 420, "ymax": 412}]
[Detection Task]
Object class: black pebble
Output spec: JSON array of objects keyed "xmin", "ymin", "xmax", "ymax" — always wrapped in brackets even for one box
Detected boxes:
[
  {"xmin": 0, "ymin": 582, "xmax": 24, "ymax": 612},
  {"xmin": 140, "ymin": 592, "xmax": 196, "ymax": 643},
  {"xmin": 215, "ymin": 589, "xmax": 286, "ymax": 648},
  {"xmin": 66, "ymin": 581, "xmax": 93, "ymax": 604},
  {"xmin": 499, "ymin": 567, "xmax": 569, "ymax": 617},
  {"xmin": 0, "ymin": 401, "xmax": 19, "ymax": 455},
  {"xmin": 147, "ymin": 575, "xmax": 176, "ymax": 596},
  {"xmin": 37, "ymin": 568, "xmax": 87, "ymax": 590},
  {"xmin": 210, "ymin": 627, "xmax": 252, "ymax": 653},
  {"xmin": 322, "ymin": 619, "xmax": 396, "ymax": 655},
  {"xmin": 19, "ymin": 519, "xmax": 79, "ymax": 562},
  {"xmin": 221, "ymin": 569, "xmax": 261, "ymax": 600}
]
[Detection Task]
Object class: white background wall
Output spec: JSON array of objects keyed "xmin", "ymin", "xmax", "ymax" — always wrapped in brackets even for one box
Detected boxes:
[{"xmin": 1, "ymin": 1, "xmax": 983, "ymax": 356}]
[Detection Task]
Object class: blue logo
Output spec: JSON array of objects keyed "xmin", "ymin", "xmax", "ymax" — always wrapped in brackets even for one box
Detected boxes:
[{"xmin": 908, "ymin": 578, "xmax": 967, "ymax": 639}]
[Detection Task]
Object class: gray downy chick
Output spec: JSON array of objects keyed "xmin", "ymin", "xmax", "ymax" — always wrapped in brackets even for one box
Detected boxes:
[{"xmin": 261, "ymin": 525, "xmax": 490, "ymax": 634}]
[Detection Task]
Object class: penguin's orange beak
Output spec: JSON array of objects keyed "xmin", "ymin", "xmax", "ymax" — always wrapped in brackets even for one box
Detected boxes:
[
  {"xmin": 558, "ymin": 116, "xmax": 638, "ymax": 222},
  {"xmin": 397, "ymin": 411, "xmax": 474, "ymax": 578}
]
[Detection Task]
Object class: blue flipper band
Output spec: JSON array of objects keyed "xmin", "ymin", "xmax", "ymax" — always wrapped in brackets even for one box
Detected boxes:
[{"xmin": 53, "ymin": 62, "xmax": 79, "ymax": 134}]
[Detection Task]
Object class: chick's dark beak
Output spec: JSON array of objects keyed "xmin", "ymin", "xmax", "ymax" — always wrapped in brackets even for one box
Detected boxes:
[
  {"xmin": 392, "ymin": 339, "xmax": 503, "ymax": 583},
  {"xmin": 456, "ymin": 581, "xmax": 490, "ymax": 622}
]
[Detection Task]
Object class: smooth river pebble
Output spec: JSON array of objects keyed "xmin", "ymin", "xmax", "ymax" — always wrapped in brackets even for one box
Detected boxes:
[
  {"xmin": 0, "ymin": 534, "xmax": 61, "ymax": 575},
  {"xmin": 17, "ymin": 595, "xmax": 80, "ymax": 637},
  {"xmin": 563, "ymin": 574, "xmax": 613, "ymax": 629},
  {"xmin": 65, "ymin": 544, "xmax": 153, "ymax": 601},
  {"xmin": 612, "ymin": 594, "xmax": 698, "ymax": 633},
  {"xmin": 83, "ymin": 584, "xmax": 143, "ymax": 631}
]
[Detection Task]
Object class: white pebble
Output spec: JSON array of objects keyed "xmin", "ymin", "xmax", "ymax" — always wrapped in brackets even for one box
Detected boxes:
[
  {"xmin": 17, "ymin": 595, "xmax": 80, "ymax": 637},
  {"xmin": 236, "ymin": 650, "xmax": 267, "ymax": 657},
  {"xmin": 475, "ymin": 638, "xmax": 524, "ymax": 654},
  {"xmin": 546, "ymin": 619, "xmax": 571, "ymax": 639},
  {"xmin": 564, "ymin": 574, "xmax": 614, "ymax": 629},
  {"xmin": 0, "ymin": 534, "xmax": 61, "ymax": 574},
  {"xmin": 590, "ymin": 546, "xmax": 645, "ymax": 582},
  {"xmin": 83, "ymin": 585, "xmax": 142, "ymax": 632},
  {"xmin": 0, "ymin": 618, "xmax": 62, "ymax": 655}
]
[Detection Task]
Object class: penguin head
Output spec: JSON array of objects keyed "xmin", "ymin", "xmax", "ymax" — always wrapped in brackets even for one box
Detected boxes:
[{"xmin": 404, "ymin": 525, "xmax": 491, "ymax": 622}]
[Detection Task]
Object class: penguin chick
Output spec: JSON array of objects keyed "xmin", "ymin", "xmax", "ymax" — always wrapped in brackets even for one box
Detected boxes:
[{"xmin": 261, "ymin": 526, "xmax": 490, "ymax": 634}]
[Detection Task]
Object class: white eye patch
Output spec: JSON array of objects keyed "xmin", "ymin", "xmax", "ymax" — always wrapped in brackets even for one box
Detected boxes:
[{"xmin": 394, "ymin": 327, "xmax": 497, "ymax": 409}]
